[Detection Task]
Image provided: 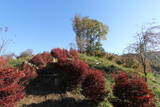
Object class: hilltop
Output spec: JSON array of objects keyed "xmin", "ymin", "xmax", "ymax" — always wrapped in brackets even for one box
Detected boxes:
[{"xmin": 8, "ymin": 52, "xmax": 159, "ymax": 107}]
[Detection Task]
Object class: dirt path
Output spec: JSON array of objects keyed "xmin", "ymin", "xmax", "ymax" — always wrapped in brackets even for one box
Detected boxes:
[{"xmin": 17, "ymin": 92, "xmax": 95, "ymax": 107}]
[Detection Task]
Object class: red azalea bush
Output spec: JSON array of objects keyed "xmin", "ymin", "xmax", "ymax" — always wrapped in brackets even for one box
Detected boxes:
[
  {"xmin": 0, "ymin": 67, "xmax": 25, "ymax": 107},
  {"xmin": 51, "ymin": 48, "xmax": 68, "ymax": 61},
  {"xmin": 19, "ymin": 63, "xmax": 38, "ymax": 81},
  {"xmin": 55, "ymin": 59, "xmax": 89, "ymax": 90},
  {"xmin": 112, "ymin": 72, "xmax": 155, "ymax": 107},
  {"xmin": 30, "ymin": 52, "xmax": 53, "ymax": 69},
  {"xmin": 69, "ymin": 49, "xmax": 79, "ymax": 59},
  {"xmin": 51, "ymin": 48, "xmax": 79, "ymax": 61},
  {"xmin": 81, "ymin": 69, "xmax": 107, "ymax": 103}
]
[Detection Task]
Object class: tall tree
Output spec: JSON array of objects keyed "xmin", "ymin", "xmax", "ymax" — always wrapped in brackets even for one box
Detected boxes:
[
  {"xmin": 72, "ymin": 15, "xmax": 109, "ymax": 54},
  {"xmin": 125, "ymin": 23, "xmax": 160, "ymax": 81}
]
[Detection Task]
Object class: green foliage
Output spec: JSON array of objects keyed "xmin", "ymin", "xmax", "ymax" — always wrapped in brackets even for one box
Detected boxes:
[
  {"xmin": 154, "ymin": 88, "xmax": 160, "ymax": 99},
  {"xmin": 9, "ymin": 56, "xmax": 32, "ymax": 67},
  {"xmin": 115, "ymin": 55, "xmax": 140, "ymax": 69},
  {"xmin": 73, "ymin": 15, "xmax": 108, "ymax": 54},
  {"xmin": 99, "ymin": 101, "xmax": 113, "ymax": 107}
]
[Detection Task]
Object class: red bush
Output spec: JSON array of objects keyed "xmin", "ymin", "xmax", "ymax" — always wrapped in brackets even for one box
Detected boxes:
[
  {"xmin": 0, "ymin": 67, "xmax": 25, "ymax": 107},
  {"xmin": 69, "ymin": 49, "xmax": 79, "ymax": 59},
  {"xmin": 51, "ymin": 48, "xmax": 68, "ymax": 61},
  {"xmin": 19, "ymin": 63, "xmax": 38, "ymax": 81},
  {"xmin": 55, "ymin": 59, "xmax": 89, "ymax": 90},
  {"xmin": 112, "ymin": 72, "xmax": 155, "ymax": 107},
  {"xmin": 51, "ymin": 48, "xmax": 79, "ymax": 61},
  {"xmin": 81, "ymin": 69, "xmax": 107, "ymax": 103},
  {"xmin": 30, "ymin": 52, "xmax": 53, "ymax": 69}
]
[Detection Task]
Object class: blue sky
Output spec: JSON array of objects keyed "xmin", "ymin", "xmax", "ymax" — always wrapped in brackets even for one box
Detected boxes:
[{"xmin": 0, "ymin": 0, "xmax": 160, "ymax": 55}]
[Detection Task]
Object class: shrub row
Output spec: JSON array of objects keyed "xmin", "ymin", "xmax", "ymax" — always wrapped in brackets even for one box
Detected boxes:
[
  {"xmin": 0, "ymin": 48, "xmax": 155, "ymax": 106},
  {"xmin": 28, "ymin": 48, "xmax": 155, "ymax": 106}
]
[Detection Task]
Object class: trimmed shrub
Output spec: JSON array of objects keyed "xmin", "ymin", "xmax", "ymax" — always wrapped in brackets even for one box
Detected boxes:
[
  {"xmin": 0, "ymin": 67, "xmax": 25, "ymax": 107},
  {"xmin": 81, "ymin": 69, "xmax": 107, "ymax": 103},
  {"xmin": 19, "ymin": 63, "xmax": 38, "ymax": 80},
  {"xmin": 51, "ymin": 48, "xmax": 68, "ymax": 61},
  {"xmin": 112, "ymin": 72, "xmax": 155, "ymax": 107},
  {"xmin": 55, "ymin": 59, "xmax": 89, "ymax": 90},
  {"xmin": 51, "ymin": 48, "xmax": 79, "ymax": 61},
  {"xmin": 69, "ymin": 49, "xmax": 79, "ymax": 59},
  {"xmin": 30, "ymin": 52, "xmax": 53, "ymax": 69}
]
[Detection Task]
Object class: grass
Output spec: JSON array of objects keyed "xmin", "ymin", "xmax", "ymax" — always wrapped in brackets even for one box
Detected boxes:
[
  {"xmin": 9, "ymin": 56, "xmax": 32, "ymax": 67},
  {"xmin": 79, "ymin": 54, "xmax": 160, "ymax": 106},
  {"xmin": 13, "ymin": 53, "xmax": 160, "ymax": 107},
  {"xmin": 79, "ymin": 54, "xmax": 133, "ymax": 73}
]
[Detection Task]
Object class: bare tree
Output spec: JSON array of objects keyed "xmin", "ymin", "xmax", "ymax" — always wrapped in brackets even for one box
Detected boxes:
[
  {"xmin": 125, "ymin": 23, "xmax": 160, "ymax": 81},
  {"xmin": 0, "ymin": 26, "xmax": 9, "ymax": 55},
  {"xmin": 68, "ymin": 42, "xmax": 76, "ymax": 50}
]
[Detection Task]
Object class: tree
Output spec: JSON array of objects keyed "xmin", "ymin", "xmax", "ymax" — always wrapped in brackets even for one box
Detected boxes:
[
  {"xmin": 18, "ymin": 49, "xmax": 34, "ymax": 58},
  {"xmin": 125, "ymin": 23, "xmax": 160, "ymax": 81},
  {"xmin": 72, "ymin": 15, "xmax": 109, "ymax": 54},
  {"xmin": 2, "ymin": 53, "xmax": 16, "ymax": 60},
  {"xmin": 0, "ymin": 26, "xmax": 9, "ymax": 55}
]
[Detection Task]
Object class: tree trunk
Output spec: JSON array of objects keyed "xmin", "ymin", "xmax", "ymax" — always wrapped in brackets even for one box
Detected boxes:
[{"xmin": 143, "ymin": 64, "xmax": 147, "ymax": 82}]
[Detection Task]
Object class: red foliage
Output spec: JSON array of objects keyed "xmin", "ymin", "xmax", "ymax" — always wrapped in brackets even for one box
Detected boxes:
[
  {"xmin": 51, "ymin": 48, "xmax": 79, "ymax": 61},
  {"xmin": 30, "ymin": 52, "xmax": 53, "ymax": 69},
  {"xmin": 19, "ymin": 63, "xmax": 38, "ymax": 80},
  {"xmin": 113, "ymin": 71, "xmax": 129, "ymax": 86},
  {"xmin": 55, "ymin": 59, "xmax": 89, "ymax": 90},
  {"xmin": 51, "ymin": 48, "xmax": 68, "ymax": 61},
  {"xmin": 112, "ymin": 72, "xmax": 155, "ymax": 107},
  {"xmin": 69, "ymin": 49, "xmax": 79, "ymax": 59},
  {"xmin": 0, "ymin": 67, "xmax": 25, "ymax": 107},
  {"xmin": 81, "ymin": 69, "xmax": 107, "ymax": 103},
  {"xmin": 51, "ymin": 48, "xmax": 107, "ymax": 103}
]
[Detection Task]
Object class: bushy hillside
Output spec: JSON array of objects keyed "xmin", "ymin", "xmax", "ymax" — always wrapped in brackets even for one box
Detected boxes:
[
  {"xmin": 5, "ymin": 51, "xmax": 160, "ymax": 107},
  {"xmin": 79, "ymin": 53, "xmax": 160, "ymax": 107}
]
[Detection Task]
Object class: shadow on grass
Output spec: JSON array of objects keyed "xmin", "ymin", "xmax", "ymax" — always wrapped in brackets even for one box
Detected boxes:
[
  {"xmin": 22, "ymin": 98, "xmax": 96, "ymax": 107},
  {"xmin": 95, "ymin": 65, "xmax": 120, "ymax": 73},
  {"xmin": 25, "ymin": 74, "xmax": 66, "ymax": 96}
]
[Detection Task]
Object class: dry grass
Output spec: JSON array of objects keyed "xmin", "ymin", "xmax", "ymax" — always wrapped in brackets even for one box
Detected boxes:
[{"xmin": 17, "ymin": 92, "xmax": 90, "ymax": 107}]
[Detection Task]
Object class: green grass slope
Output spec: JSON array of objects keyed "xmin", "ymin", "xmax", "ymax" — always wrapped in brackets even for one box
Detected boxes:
[{"xmin": 79, "ymin": 54, "xmax": 160, "ymax": 107}]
